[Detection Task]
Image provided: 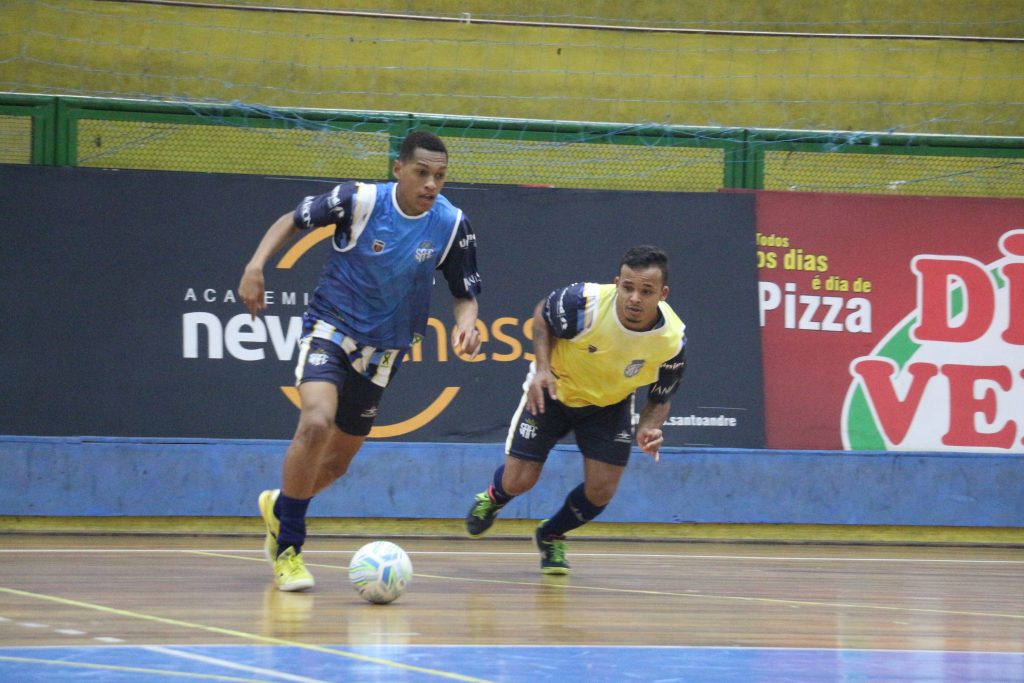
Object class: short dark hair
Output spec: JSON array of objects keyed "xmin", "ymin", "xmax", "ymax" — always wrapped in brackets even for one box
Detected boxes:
[
  {"xmin": 620, "ymin": 244, "xmax": 669, "ymax": 285},
  {"xmin": 398, "ymin": 130, "xmax": 448, "ymax": 162}
]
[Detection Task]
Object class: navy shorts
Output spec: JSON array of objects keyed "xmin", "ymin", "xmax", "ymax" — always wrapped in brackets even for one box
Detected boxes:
[
  {"xmin": 295, "ymin": 336, "xmax": 387, "ymax": 437},
  {"xmin": 506, "ymin": 391, "xmax": 634, "ymax": 467}
]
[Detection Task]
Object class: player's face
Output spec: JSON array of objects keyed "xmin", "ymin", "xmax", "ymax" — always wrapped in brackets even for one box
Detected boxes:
[
  {"xmin": 393, "ymin": 148, "xmax": 448, "ymax": 216},
  {"xmin": 614, "ymin": 265, "xmax": 668, "ymax": 331}
]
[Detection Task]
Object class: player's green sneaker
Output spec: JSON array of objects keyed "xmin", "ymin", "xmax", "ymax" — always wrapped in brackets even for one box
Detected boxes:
[
  {"xmin": 534, "ymin": 521, "xmax": 570, "ymax": 575},
  {"xmin": 273, "ymin": 546, "xmax": 315, "ymax": 592},
  {"xmin": 466, "ymin": 488, "xmax": 505, "ymax": 537},
  {"xmin": 258, "ymin": 489, "xmax": 281, "ymax": 563}
]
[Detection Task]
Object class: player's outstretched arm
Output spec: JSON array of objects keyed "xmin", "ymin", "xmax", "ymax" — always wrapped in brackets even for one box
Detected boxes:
[
  {"xmin": 239, "ymin": 212, "xmax": 300, "ymax": 319},
  {"xmin": 636, "ymin": 400, "xmax": 671, "ymax": 461}
]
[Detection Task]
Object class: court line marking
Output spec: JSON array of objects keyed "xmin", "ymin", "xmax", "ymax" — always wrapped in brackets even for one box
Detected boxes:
[
  {"xmin": 7, "ymin": 548, "xmax": 1024, "ymax": 564},
  {"xmin": 0, "ymin": 654, "xmax": 271, "ymax": 682},
  {"xmin": 2, "ymin": 609, "xmax": 136, "ymax": 645},
  {"xmin": 0, "ymin": 587, "xmax": 492, "ymax": 683},
  {"xmin": 415, "ymin": 571, "xmax": 1024, "ymax": 621},
  {"xmin": 144, "ymin": 645, "xmax": 328, "ymax": 683},
  {"xmin": 3, "ymin": 643, "xmax": 1022, "ymax": 656},
  {"xmin": 190, "ymin": 551, "xmax": 1024, "ymax": 622}
]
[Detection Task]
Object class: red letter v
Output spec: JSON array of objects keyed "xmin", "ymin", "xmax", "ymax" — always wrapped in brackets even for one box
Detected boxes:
[{"xmin": 851, "ymin": 358, "xmax": 939, "ymax": 445}]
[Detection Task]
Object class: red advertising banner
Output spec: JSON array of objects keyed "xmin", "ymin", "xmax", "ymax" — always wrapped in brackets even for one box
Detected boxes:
[{"xmin": 756, "ymin": 191, "xmax": 1024, "ymax": 452}]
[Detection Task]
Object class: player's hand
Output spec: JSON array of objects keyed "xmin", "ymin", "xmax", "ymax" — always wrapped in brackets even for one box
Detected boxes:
[
  {"xmin": 527, "ymin": 368, "xmax": 557, "ymax": 415},
  {"xmin": 636, "ymin": 428, "xmax": 663, "ymax": 462},
  {"xmin": 452, "ymin": 323, "xmax": 481, "ymax": 359},
  {"xmin": 238, "ymin": 267, "xmax": 267, "ymax": 319}
]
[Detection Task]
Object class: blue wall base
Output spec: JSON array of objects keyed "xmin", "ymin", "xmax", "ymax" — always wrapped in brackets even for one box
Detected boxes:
[{"xmin": 2, "ymin": 436, "xmax": 1021, "ymax": 526}]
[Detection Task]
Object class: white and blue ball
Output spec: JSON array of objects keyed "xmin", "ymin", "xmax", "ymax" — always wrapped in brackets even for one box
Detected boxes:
[{"xmin": 348, "ymin": 541, "xmax": 413, "ymax": 604}]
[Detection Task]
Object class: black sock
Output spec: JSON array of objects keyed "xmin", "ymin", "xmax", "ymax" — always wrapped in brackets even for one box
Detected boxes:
[
  {"xmin": 541, "ymin": 483, "xmax": 605, "ymax": 537},
  {"xmin": 276, "ymin": 492, "xmax": 311, "ymax": 556},
  {"xmin": 490, "ymin": 465, "xmax": 513, "ymax": 505}
]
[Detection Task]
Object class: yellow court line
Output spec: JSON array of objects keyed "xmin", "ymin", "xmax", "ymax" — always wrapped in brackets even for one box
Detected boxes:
[
  {"xmin": 0, "ymin": 655, "xmax": 267, "ymax": 682},
  {"xmin": 0, "ymin": 587, "xmax": 491, "ymax": 683},
  {"xmin": 416, "ymin": 572, "xmax": 1024, "ymax": 622},
  {"xmin": 192, "ymin": 551, "xmax": 1024, "ymax": 624}
]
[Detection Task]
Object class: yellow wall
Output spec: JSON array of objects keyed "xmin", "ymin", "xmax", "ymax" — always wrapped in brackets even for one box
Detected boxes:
[{"xmin": 1, "ymin": 1, "xmax": 1021, "ymax": 136}]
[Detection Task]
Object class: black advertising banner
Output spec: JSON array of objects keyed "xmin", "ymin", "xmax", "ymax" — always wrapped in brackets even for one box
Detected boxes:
[{"xmin": 0, "ymin": 165, "xmax": 764, "ymax": 447}]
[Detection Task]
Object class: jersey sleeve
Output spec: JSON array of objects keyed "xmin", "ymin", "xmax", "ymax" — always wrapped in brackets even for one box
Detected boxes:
[
  {"xmin": 438, "ymin": 215, "xmax": 481, "ymax": 299},
  {"xmin": 293, "ymin": 181, "xmax": 358, "ymax": 232},
  {"xmin": 646, "ymin": 336, "xmax": 687, "ymax": 404},
  {"xmin": 541, "ymin": 283, "xmax": 591, "ymax": 339}
]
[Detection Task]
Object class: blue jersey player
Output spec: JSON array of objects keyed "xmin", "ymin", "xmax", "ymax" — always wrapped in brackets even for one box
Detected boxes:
[
  {"xmin": 239, "ymin": 131, "xmax": 481, "ymax": 591},
  {"xmin": 465, "ymin": 246, "xmax": 685, "ymax": 574}
]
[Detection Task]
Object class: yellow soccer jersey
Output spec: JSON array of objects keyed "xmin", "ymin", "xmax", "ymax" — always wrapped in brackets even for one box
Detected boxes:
[{"xmin": 546, "ymin": 282, "xmax": 686, "ymax": 407}]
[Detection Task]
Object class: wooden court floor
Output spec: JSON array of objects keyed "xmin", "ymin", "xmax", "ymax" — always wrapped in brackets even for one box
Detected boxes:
[{"xmin": 1, "ymin": 533, "xmax": 1022, "ymax": 682}]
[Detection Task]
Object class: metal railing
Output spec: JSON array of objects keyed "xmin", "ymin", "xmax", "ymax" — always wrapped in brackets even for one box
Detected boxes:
[{"xmin": 2, "ymin": 93, "xmax": 1022, "ymax": 197}]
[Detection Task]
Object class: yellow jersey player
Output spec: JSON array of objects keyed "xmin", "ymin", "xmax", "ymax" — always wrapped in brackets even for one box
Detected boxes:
[{"xmin": 466, "ymin": 245, "xmax": 686, "ymax": 574}]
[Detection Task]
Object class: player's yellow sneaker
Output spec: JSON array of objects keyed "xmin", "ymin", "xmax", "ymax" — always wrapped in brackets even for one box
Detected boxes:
[
  {"xmin": 258, "ymin": 489, "xmax": 281, "ymax": 564},
  {"xmin": 273, "ymin": 546, "xmax": 315, "ymax": 592}
]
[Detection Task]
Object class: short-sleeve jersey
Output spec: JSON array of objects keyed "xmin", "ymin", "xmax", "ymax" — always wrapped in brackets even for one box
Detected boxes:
[
  {"xmin": 544, "ymin": 282, "xmax": 686, "ymax": 408},
  {"xmin": 293, "ymin": 181, "xmax": 480, "ymax": 349}
]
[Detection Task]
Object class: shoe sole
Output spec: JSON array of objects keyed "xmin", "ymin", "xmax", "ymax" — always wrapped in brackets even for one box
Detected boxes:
[
  {"xmin": 541, "ymin": 566, "xmax": 570, "ymax": 575},
  {"xmin": 466, "ymin": 523, "xmax": 493, "ymax": 539},
  {"xmin": 276, "ymin": 578, "xmax": 314, "ymax": 592}
]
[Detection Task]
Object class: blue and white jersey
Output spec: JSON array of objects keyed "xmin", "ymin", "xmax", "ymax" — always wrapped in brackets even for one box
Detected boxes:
[{"xmin": 294, "ymin": 181, "xmax": 480, "ymax": 349}]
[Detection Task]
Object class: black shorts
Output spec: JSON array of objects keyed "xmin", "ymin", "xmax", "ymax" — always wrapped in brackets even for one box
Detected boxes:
[
  {"xmin": 295, "ymin": 336, "xmax": 387, "ymax": 437},
  {"xmin": 506, "ymin": 391, "xmax": 633, "ymax": 467}
]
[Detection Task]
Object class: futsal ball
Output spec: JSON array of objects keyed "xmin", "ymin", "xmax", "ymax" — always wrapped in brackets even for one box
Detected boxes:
[{"xmin": 348, "ymin": 541, "xmax": 413, "ymax": 604}]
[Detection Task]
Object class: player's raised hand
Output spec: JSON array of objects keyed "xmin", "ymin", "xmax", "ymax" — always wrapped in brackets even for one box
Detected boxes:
[
  {"xmin": 238, "ymin": 266, "xmax": 267, "ymax": 319},
  {"xmin": 636, "ymin": 428, "xmax": 664, "ymax": 462}
]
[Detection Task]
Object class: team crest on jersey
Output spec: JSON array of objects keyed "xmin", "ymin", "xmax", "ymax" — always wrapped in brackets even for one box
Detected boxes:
[
  {"xmin": 623, "ymin": 359, "xmax": 645, "ymax": 377},
  {"xmin": 414, "ymin": 241, "xmax": 435, "ymax": 263},
  {"xmin": 372, "ymin": 239, "xmax": 386, "ymax": 253},
  {"xmin": 308, "ymin": 348, "xmax": 330, "ymax": 367}
]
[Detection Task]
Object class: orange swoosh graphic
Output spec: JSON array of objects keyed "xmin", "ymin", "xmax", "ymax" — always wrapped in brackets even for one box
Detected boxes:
[
  {"xmin": 280, "ymin": 386, "xmax": 461, "ymax": 438},
  {"xmin": 276, "ymin": 225, "xmax": 459, "ymax": 436},
  {"xmin": 277, "ymin": 226, "xmax": 334, "ymax": 269}
]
